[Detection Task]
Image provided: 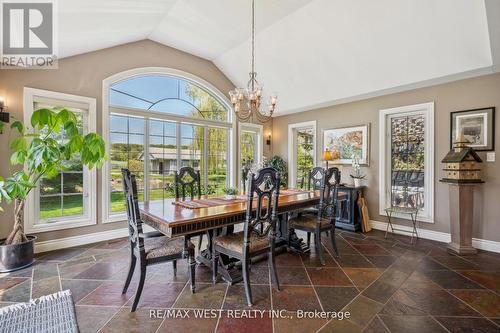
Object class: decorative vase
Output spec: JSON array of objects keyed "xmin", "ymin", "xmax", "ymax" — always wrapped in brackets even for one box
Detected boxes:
[
  {"xmin": 225, "ymin": 195, "xmax": 236, "ymax": 200},
  {"xmin": 353, "ymin": 178, "xmax": 362, "ymax": 188}
]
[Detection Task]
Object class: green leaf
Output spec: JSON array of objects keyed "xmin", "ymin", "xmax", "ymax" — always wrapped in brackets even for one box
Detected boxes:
[
  {"xmin": 10, "ymin": 150, "xmax": 27, "ymax": 165},
  {"xmin": 10, "ymin": 120, "xmax": 24, "ymax": 133},
  {"xmin": 10, "ymin": 137, "xmax": 28, "ymax": 151}
]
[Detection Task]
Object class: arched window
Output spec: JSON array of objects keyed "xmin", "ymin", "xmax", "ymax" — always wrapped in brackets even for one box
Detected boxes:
[{"xmin": 102, "ymin": 69, "xmax": 233, "ymax": 222}]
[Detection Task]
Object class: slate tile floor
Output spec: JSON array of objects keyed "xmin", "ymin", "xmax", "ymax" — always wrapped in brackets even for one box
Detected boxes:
[{"xmin": 0, "ymin": 229, "xmax": 499, "ymax": 333}]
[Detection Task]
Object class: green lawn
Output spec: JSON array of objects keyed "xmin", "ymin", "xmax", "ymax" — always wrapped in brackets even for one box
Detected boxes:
[{"xmin": 40, "ymin": 176, "xmax": 227, "ymax": 218}]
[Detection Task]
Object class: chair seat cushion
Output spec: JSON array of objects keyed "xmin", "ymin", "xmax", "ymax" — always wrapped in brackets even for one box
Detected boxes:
[
  {"xmin": 289, "ymin": 213, "xmax": 332, "ymax": 230},
  {"xmin": 213, "ymin": 231, "xmax": 270, "ymax": 254},
  {"xmin": 145, "ymin": 236, "xmax": 185, "ymax": 260}
]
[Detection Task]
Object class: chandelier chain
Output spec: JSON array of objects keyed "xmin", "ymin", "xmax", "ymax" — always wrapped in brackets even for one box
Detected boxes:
[{"xmin": 229, "ymin": 0, "xmax": 277, "ymax": 123}]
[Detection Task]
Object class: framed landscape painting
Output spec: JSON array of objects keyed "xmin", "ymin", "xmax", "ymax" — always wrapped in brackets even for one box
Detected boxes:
[
  {"xmin": 323, "ymin": 124, "xmax": 370, "ymax": 165},
  {"xmin": 450, "ymin": 107, "xmax": 495, "ymax": 151}
]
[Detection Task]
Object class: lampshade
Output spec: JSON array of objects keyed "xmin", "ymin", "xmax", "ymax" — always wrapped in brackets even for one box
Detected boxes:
[{"xmin": 322, "ymin": 149, "xmax": 333, "ymax": 161}]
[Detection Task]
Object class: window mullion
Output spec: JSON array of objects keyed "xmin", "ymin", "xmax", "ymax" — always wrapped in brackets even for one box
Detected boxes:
[
  {"xmin": 203, "ymin": 126, "xmax": 208, "ymax": 192},
  {"xmin": 176, "ymin": 122, "xmax": 181, "ymax": 172},
  {"xmin": 144, "ymin": 117, "xmax": 150, "ymax": 202}
]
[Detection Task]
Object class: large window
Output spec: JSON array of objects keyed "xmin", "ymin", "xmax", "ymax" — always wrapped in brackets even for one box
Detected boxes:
[
  {"xmin": 379, "ymin": 102, "xmax": 434, "ymax": 222},
  {"xmin": 238, "ymin": 123, "xmax": 263, "ymax": 188},
  {"xmin": 102, "ymin": 70, "xmax": 233, "ymax": 222},
  {"xmin": 24, "ymin": 88, "xmax": 97, "ymax": 233},
  {"xmin": 288, "ymin": 121, "xmax": 316, "ymax": 189}
]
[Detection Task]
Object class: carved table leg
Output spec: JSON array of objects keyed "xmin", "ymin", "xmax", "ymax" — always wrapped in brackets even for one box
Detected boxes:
[{"xmin": 196, "ymin": 226, "xmax": 243, "ymax": 285}]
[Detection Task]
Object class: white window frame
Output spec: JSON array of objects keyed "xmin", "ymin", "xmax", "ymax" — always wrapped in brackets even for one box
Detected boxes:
[
  {"xmin": 23, "ymin": 87, "xmax": 98, "ymax": 233},
  {"xmin": 102, "ymin": 67, "xmax": 235, "ymax": 223},
  {"xmin": 238, "ymin": 122, "xmax": 263, "ymax": 186},
  {"xmin": 379, "ymin": 102, "xmax": 435, "ymax": 223},
  {"xmin": 288, "ymin": 121, "xmax": 317, "ymax": 188}
]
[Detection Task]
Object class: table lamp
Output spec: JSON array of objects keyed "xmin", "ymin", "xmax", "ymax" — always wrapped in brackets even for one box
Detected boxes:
[{"xmin": 322, "ymin": 148, "xmax": 333, "ymax": 169}]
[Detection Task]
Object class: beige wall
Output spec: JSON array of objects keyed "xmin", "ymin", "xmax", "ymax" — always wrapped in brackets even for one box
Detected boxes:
[
  {"xmin": 272, "ymin": 72, "xmax": 500, "ymax": 243},
  {"xmin": 0, "ymin": 40, "xmax": 245, "ymax": 242}
]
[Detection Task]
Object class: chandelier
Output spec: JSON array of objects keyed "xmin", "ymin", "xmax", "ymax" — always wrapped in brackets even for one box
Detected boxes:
[{"xmin": 229, "ymin": 0, "xmax": 277, "ymax": 123}]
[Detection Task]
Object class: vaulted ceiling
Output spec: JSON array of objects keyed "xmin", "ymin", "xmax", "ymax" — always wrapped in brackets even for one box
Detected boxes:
[{"xmin": 59, "ymin": 0, "xmax": 500, "ymax": 115}]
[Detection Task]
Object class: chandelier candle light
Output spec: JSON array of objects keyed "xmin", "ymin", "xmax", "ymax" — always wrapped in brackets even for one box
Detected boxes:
[{"xmin": 229, "ymin": 0, "xmax": 277, "ymax": 123}]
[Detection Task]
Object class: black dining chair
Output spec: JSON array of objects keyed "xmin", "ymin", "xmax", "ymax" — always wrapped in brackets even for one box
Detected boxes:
[
  {"xmin": 121, "ymin": 168, "xmax": 196, "ymax": 312},
  {"xmin": 174, "ymin": 167, "xmax": 205, "ymax": 251},
  {"xmin": 174, "ymin": 166, "xmax": 202, "ymax": 200},
  {"xmin": 212, "ymin": 167, "xmax": 281, "ymax": 306},
  {"xmin": 304, "ymin": 167, "xmax": 340, "ymax": 246},
  {"xmin": 289, "ymin": 168, "xmax": 339, "ymax": 265}
]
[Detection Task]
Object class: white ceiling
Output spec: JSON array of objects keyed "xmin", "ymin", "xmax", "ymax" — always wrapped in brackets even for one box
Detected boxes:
[{"xmin": 58, "ymin": 0, "xmax": 498, "ymax": 115}]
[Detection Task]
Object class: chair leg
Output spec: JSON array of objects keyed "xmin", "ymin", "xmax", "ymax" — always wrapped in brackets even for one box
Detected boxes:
[
  {"xmin": 197, "ymin": 234, "xmax": 203, "ymax": 252},
  {"xmin": 172, "ymin": 260, "xmax": 177, "ymax": 276},
  {"xmin": 269, "ymin": 247, "xmax": 280, "ymax": 291},
  {"xmin": 242, "ymin": 258, "xmax": 253, "ymax": 307},
  {"xmin": 307, "ymin": 232, "xmax": 311, "ymax": 247},
  {"xmin": 212, "ymin": 246, "xmax": 219, "ymax": 284},
  {"xmin": 189, "ymin": 248, "xmax": 196, "ymax": 293},
  {"xmin": 122, "ymin": 254, "xmax": 136, "ymax": 294},
  {"xmin": 131, "ymin": 263, "xmax": 146, "ymax": 312},
  {"xmin": 330, "ymin": 227, "xmax": 339, "ymax": 257},
  {"xmin": 315, "ymin": 231, "xmax": 325, "ymax": 266}
]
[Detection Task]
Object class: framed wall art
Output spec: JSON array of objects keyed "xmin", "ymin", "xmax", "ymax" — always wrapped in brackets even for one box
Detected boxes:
[
  {"xmin": 450, "ymin": 107, "xmax": 495, "ymax": 151},
  {"xmin": 323, "ymin": 124, "xmax": 370, "ymax": 165}
]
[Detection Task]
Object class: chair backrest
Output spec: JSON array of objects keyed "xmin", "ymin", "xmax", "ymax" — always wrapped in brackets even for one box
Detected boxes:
[
  {"xmin": 307, "ymin": 167, "xmax": 325, "ymax": 190},
  {"xmin": 243, "ymin": 167, "xmax": 280, "ymax": 252},
  {"xmin": 122, "ymin": 168, "xmax": 145, "ymax": 257},
  {"xmin": 317, "ymin": 169, "xmax": 339, "ymax": 222},
  {"xmin": 175, "ymin": 167, "xmax": 201, "ymax": 200},
  {"xmin": 328, "ymin": 167, "xmax": 341, "ymax": 185}
]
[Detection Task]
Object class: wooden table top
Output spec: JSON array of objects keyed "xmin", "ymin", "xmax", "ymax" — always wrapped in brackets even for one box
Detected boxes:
[{"xmin": 140, "ymin": 190, "xmax": 323, "ymax": 237}]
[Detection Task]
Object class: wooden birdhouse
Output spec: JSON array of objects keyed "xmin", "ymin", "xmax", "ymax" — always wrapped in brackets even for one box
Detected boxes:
[{"xmin": 441, "ymin": 139, "xmax": 483, "ymax": 183}]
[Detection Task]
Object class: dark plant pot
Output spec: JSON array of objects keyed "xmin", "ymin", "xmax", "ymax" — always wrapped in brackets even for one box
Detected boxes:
[{"xmin": 0, "ymin": 235, "xmax": 36, "ymax": 272}]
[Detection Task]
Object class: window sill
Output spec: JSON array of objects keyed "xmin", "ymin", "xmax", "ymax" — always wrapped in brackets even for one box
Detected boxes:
[{"xmin": 25, "ymin": 218, "xmax": 96, "ymax": 234}]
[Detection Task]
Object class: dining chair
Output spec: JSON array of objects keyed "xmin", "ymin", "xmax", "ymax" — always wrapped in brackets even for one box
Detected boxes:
[
  {"xmin": 174, "ymin": 167, "xmax": 205, "ymax": 251},
  {"xmin": 174, "ymin": 166, "xmax": 202, "ymax": 200},
  {"xmin": 212, "ymin": 167, "xmax": 281, "ymax": 306},
  {"xmin": 289, "ymin": 168, "xmax": 339, "ymax": 265},
  {"xmin": 304, "ymin": 167, "xmax": 341, "ymax": 246},
  {"xmin": 121, "ymin": 168, "xmax": 196, "ymax": 312}
]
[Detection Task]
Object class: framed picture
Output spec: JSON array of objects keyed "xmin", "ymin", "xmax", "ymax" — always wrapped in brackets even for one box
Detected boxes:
[
  {"xmin": 450, "ymin": 107, "xmax": 495, "ymax": 151},
  {"xmin": 323, "ymin": 124, "xmax": 370, "ymax": 165}
]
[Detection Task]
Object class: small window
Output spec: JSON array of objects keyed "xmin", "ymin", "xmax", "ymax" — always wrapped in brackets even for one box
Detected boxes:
[
  {"xmin": 379, "ymin": 102, "xmax": 434, "ymax": 222},
  {"xmin": 24, "ymin": 88, "xmax": 97, "ymax": 233},
  {"xmin": 288, "ymin": 121, "xmax": 316, "ymax": 189}
]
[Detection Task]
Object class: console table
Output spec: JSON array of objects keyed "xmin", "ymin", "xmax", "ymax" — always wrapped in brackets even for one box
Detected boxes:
[{"xmin": 335, "ymin": 185, "xmax": 365, "ymax": 232}]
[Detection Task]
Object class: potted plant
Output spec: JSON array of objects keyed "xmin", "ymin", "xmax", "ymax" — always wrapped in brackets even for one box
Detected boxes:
[
  {"xmin": 264, "ymin": 155, "xmax": 288, "ymax": 188},
  {"xmin": 0, "ymin": 107, "xmax": 106, "ymax": 272},
  {"xmin": 350, "ymin": 156, "xmax": 366, "ymax": 188},
  {"xmin": 223, "ymin": 187, "xmax": 239, "ymax": 200}
]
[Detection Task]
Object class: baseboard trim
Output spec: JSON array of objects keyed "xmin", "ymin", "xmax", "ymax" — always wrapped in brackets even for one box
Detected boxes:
[
  {"xmin": 369, "ymin": 220, "xmax": 500, "ymax": 253},
  {"xmin": 34, "ymin": 222, "xmax": 500, "ymax": 254},
  {"xmin": 34, "ymin": 225, "xmax": 156, "ymax": 253}
]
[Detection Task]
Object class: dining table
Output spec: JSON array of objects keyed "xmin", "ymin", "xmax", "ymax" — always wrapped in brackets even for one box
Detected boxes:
[{"xmin": 139, "ymin": 189, "xmax": 333, "ymax": 284}]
